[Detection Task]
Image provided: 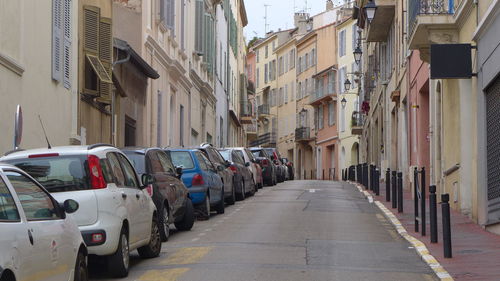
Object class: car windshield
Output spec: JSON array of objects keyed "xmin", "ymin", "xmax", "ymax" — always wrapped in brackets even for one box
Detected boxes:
[
  {"xmin": 251, "ymin": 150, "xmax": 267, "ymax": 158},
  {"xmin": 218, "ymin": 150, "xmax": 231, "ymax": 161},
  {"xmin": 169, "ymin": 151, "xmax": 195, "ymax": 169},
  {"xmin": 122, "ymin": 152, "xmax": 146, "ymax": 174},
  {"xmin": 4, "ymin": 156, "xmax": 91, "ymax": 192}
]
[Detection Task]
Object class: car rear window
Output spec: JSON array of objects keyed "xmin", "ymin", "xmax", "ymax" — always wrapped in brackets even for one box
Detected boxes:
[
  {"xmin": 170, "ymin": 151, "xmax": 195, "ymax": 170},
  {"xmin": 251, "ymin": 150, "xmax": 266, "ymax": 158},
  {"xmin": 123, "ymin": 152, "xmax": 146, "ymax": 174},
  {"xmin": 5, "ymin": 156, "xmax": 91, "ymax": 192},
  {"xmin": 218, "ymin": 150, "xmax": 231, "ymax": 161}
]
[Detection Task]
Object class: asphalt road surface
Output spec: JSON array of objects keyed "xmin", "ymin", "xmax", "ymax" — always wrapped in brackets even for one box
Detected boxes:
[{"xmin": 90, "ymin": 180, "xmax": 437, "ymax": 281}]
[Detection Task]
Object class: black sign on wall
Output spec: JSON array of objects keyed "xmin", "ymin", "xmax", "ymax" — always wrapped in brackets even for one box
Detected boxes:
[{"xmin": 430, "ymin": 44, "xmax": 472, "ymax": 79}]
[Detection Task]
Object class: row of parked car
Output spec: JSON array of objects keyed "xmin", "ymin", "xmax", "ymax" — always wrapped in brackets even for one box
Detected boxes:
[{"xmin": 0, "ymin": 143, "xmax": 293, "ymax": 281}]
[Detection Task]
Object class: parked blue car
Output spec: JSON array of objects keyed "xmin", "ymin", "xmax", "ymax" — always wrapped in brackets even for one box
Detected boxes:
[{"xmin": 165, "ymin": 148, "xmax": 225, "ymax": 219}]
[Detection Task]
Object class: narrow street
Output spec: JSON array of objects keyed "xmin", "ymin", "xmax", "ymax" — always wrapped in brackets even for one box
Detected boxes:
[{"xmin": 90, "ymin": 181, "xmax": 436, "ymax": 281}]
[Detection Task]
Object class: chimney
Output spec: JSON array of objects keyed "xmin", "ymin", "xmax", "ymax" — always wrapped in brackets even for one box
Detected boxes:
[
  {"xmin": 294, "ymin": 12, "xmax": 310, "ymax": 34},
  {"xmin": 326, "ymin": 0, "xmax": 334, "ymax": 11}
]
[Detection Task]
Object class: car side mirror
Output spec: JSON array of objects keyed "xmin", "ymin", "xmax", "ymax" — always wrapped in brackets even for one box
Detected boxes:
[
  {"xmin": 245, "ymin": 162, "xmax": 250, "ymax": 167},
  {"xmin": 225, "ymin": 160, "xmax": 231, "ymax": 168},
  {"xmin": 175, "ymin": 166, "xmax": 183, "ymax": 178},
  {"xmin": 63, "ymin": 199, "xmax": 79, "ymax": 214},
  {"xmin": 141, "ymin": 174, "xmax": 154, "ymax": 188}
]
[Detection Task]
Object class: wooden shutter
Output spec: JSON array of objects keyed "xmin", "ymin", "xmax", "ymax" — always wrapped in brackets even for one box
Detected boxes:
[
  {"xmin": 62, "ymin": 0, "xmax": 71, "ymax": 88},
  {"xmin": 83, "ymin": 5, "xmax": 100, "ymax": 95},
  {"xmin": 195, "ymin": 0, "xmax": 203, "ymax": 54},
  {"xmin": 97, "ymin": 17, "xmax": 112, "ymax": 104},
  {"xmin": 52, "ymin": 0, "xmax": 62, "ymax": 82}
]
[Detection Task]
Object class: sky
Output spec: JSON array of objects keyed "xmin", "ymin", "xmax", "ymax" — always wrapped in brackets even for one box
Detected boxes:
[{"xmin": 243, "ymin": 0, "xmax": 345, "ymax": 41}]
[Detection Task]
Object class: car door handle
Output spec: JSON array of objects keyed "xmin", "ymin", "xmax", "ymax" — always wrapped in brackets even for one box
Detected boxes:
[
  {"xmin": 28, "ymin": 230, "xmax": 34, "ymax": 245},
  {"xmin": 121, "ymin": 192, "xmax": 127, "ymax": 199}
]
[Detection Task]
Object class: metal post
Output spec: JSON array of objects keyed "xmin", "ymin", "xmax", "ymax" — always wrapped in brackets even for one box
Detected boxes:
[
  {"xmin": 303, "ymin": 170, "xmax": 306, "ymax": 180},
  {"xmin": 322, "ymin": 169, "xmax": 325, "ymax": 181},
  {"xmin": 363, "ymin": 163, "xmax": 368, "ymax": 188},
  {"xmin": 421, "ymin": 167, "xmax": 426, "ymax": 236},
  {"xmin": 311, "ymin": 170, "xmax": 313, "ymax": 180},
  {"xmin": 391, "ymin": 171, "xmax": 397, "ymax": 208},
  {"xmin": 414, "ymin": 167, "xmax": 419, "ymax": 232},
  {"xmin": 375, "ymin": 169, "xmax": 380, "ymax": 196},
  {"xmin": 386, "ymin": 169, "xmax": 390, "ymax": 202},
  {"xmin": 397, "ymin": 172, "xmax": 403, "ymax": 213},
  {"xmin": 430, "ymin": 185, "xmax": 438, "ymax": 243},
  {"xmin": 357, "ymin": 164, "xmax": 362, "ymax": 183},
  {"xmin": 441, "ymin": 194, "xmax": 452, "ymax": 258}
]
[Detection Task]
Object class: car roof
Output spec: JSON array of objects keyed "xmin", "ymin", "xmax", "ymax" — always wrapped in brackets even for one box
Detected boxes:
[
  {"xmin": 166, "ymin": 148, "xmax": 199, "ymax": 153},
  {"xmin": 121, "ymin": 147, "xmax": 163, "ymax": 154},
  {"xmin": 0, "ymin": 162, "xmax": 23, "ymax": 171},
  {"xmin": 1, "ymin": 144, "xmax": 120, "ymax": 160}
]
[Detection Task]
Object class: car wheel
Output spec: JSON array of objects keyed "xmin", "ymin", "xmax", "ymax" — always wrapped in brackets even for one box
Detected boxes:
[
  {"xmin": 248, "ymin": 179, "xmax": 256, "ymax": 196},
  {"xmin": 74, "ymin": 251, "xmax": 88, "ymax": 281},
  {"xmin": 108, "ymin": 228, "xmax": 129, "ymax": 278},
  {"xmin": 236, "ymin": 179, "xmax": 245, "ymax": 201},
  {"xmin": 226, "ymin": 183, "xmax": 236, "ymax": 205},
  {"xmin": 159, "ymin": 204, "xmax": 170, "ymax": 242},
  {"xmin": 138, "ymin": 215, "xmax": 162, "ymax": 258},
  {"xmin": 215, "ymin": 188, "xmax": 225, "ymax": 214},
  {"xmin": 175, "ymin": 199, "xmax": 195, "ymax": 231},
  {"xmin": 200, "ymin": 193, "xmax": 211, "ymax": 220}
]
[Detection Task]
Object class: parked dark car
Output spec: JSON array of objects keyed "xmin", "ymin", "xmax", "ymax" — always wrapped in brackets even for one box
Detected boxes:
[
  {"xmin": 122, "ymin": 147, "xmax": 195, "ymax": 241},
  {"xmin": 218, "ymin": 148, "xmax": 256, "ymax": 200},
  {"xmin": 249, "ymin": 147, "xmax": 277, "ymax": 186},
  {"xmin": 198, "ymin": 143, "xmax": 235, "ymax": 204},
  {"xmin": 166, "ymin": 148, "xmax": 225, "ymax": 219},
  {"xmin": 264, "ymin": 148, "xmax": 287, "ymax": 183},
  {"xmin": 281, "ymin": 158, "xmax": 294, "ymax": 180}
]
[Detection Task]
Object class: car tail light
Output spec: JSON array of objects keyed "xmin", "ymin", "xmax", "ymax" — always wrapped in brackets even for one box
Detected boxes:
[
  {"xmin": 229, "ymin": 165, "xmax": 238, "ymax": 173},
  {"xmin": 28, "ymin": 153, "xmax": 60, "ymax": 158},
  {"xmin": 91, "ymin": 233, "xmax": 104, "ymax": 243},
  {"xmin": 192, "ymin": 174, "xmax": 205, "ymax": 186},
  {"xmin": 87, "ymin": 155, "xmax": 106, "ymax": 189},
  {"xmin": 145, "ymin": 184, "xmax": 154, "ymax": 197},
  {"xmin": 261, "ymin": 159, "xmax": 269, "ymax": 167}
]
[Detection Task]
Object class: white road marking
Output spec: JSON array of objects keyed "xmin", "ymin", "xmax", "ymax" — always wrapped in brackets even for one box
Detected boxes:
[
  {"xmin": 309, "ymin": 189, "xmax": 316, "ymax": 193},
  {"xmin": 191, "ymin": 237, "xmax": 200, "ymax": 242}
]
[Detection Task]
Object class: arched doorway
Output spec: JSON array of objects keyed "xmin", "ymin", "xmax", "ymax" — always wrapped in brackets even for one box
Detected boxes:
[{"xmin": 351, "ymin": 142, "xmax": 359, "ymax": 165}]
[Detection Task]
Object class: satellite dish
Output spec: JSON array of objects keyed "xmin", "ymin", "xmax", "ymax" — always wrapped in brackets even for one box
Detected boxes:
[{"xmin": 14, "ymin": 105, "xmax": 23, "ymax": 150}]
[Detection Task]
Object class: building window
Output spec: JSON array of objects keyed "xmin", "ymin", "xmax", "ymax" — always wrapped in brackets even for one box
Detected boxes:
[
  {"xmin": 180, "ymin": 105, "xmax": 184, "ymax": 146},
  {"xmin": 256, "ymin": 49, "xmax": 260, "ymax": 63},
  {"xmin": 305, "ymin": 53, "xmax": 309, "ymax": 69},
  {"xmin": 265, "ymin": 45, "xmax": 268, "ymax": 58},
  {"xmin": 285, "ymin": 85, "xmax": 288, "ymax": 104},
  {"xmin": 290, "ymin": 49, "xmax": 296, "ymax": 69},
  {"xmin": 256, "ymin": 68, "xmax": 260, "ymax": 88},
  {"xmin": 264, "ymin": 64, "xmax": 268, "ymax": 84},
  {"xmin": 319, "ymin": 105, "xmax": 324, "ymax": 129},
  {"xmin": 311, "ymin": 48, "xmax": 316, "ymax": 66},
  {"xmin": 298, "ymin": 57, "xmax": 302, "ymax": 73},
  {"xmin": 339, "ymin": 29, "xmax": 346, "ymax": 57},
  {"xmin": 328, "ymin": 102, "xmax": 335, "ymax": 127}
]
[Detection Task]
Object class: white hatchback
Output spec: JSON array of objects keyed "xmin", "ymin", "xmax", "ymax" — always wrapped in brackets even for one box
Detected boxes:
[
  {"xmin": 1, "ymin": 144, "xmax": 161, "ymax": 278},
  {"xmin": 0, "ymin": 164, "xmax": 87, "ymax": 281}
]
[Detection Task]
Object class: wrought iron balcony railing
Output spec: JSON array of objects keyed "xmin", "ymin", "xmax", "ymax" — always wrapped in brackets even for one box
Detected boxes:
[
  {"xmin": 249, "ymin": 132, "xmax": 276, "ymax": 147},
  {"xmin": 295, "ymin": 127, "xmax": 312, "ymax": 141},
  {"xmin": 258, "ymin": 104, "xmax": 270, "ymax": 115},
  {"xmin": 408, "ymin": 0, "xmax": 455, "ymax": 35}
]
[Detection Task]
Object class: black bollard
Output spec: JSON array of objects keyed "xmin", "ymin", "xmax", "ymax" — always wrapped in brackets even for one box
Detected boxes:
[
  {"xmin": 391, "ymin": 171, "xmax": 397, "ymax": 208},
  {"xmin": 414, "ymin": 167, "xmax": 419, "ymax": 233},
  {"xmin": 364, "ymin": 164, "xmax": 368, "ymax": 188},
  {"xmin": 386, "ymin": 169, "xmax": 391, "ymax": 202},
  {"xmin": 421, "ymin": 167, "xmax": 426, "ymax": 236},
  {"xmin": 375, "ymin": 169, "xmax": 380, "ymax": 196},
  {"xmin": 369, "ymin": 165, "xmax": 374, "ymax": 191},
  {"xmin": 430, "ymin": 185, "xmax": 438, "ymax": 243},
  {"xmin": 441, "ymin": 194, "xmax": 452, "ymax": 258},
  {"xmin": 397, "ymin": 172, "xmax": 403, "ymax": 213},
  {"xmin": 357, "ymin": 164, "xmax": 362, "ymax": 183}
]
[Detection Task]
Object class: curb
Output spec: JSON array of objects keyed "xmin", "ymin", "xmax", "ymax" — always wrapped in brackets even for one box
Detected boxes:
[{"xmin": 351, "ymin": 182, "xmax": 454, "ymax": 281}]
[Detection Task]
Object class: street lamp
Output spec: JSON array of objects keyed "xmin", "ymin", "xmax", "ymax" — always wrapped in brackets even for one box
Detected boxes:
[
  {"xmin": 344, "ymin": 78, "xmax": 352, "ymax": 92},
  {"xmin": 341, "ymin": 97, "xmax": 347, "ymax": 109},
  {"xmin": 364, "ymin": 0, "xmax": 377, "ymax": 23},
  {"xmin": 353, "ymin": 46, "xmax": 362, "ymax": 65}
]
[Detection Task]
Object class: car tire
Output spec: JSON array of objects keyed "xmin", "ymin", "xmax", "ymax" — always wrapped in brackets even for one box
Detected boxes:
[
  {"xmin": 159, "ymin": 204, "xmax": 170, "ymax": 242},
  {"xmin": 248, "ymin": 180, "xmax": 256, "ymax": 196},
  {"xmin": 200, "ymin": 193, "xmax": 211, "ymax": 220},
  {"xmin": 215, "ymin": 188, "xmax": 225, "ymax": 214},
  {"xmin": 138, "ymin": 215, "xmax": 162, "ymax": 258},
  {"xmin": 74, "ymin": 251, "xmax": 88, "ymax": 281},
  {"xmin": 175, "ymin": 199, "xmax": 195, "ymax": 231},
  {"xmin": 108, "ymin": 228, "xmax": 129, "ymax": 278},
  {"xmin": 226, "ymin": 183, "xmax": 236, "ymax": 205},
  {"xmin": 236, "ymin": 179, "xmax": 245, "ymax": 201}
]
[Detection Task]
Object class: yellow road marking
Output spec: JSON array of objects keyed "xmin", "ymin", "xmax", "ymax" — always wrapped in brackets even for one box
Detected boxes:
[
  {"xmin": 161, "ymin": 246, "xmax": 213, "ymax": 265},
  {"xmin": 137, "ymin": 268, "xmax": 190, "ymax": 281}
]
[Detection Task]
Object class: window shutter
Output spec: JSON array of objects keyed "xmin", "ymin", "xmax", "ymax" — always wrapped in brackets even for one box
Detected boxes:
[
  {"xmin": 83, "ymin": 6, "xmax": 99, "ymax": 55},
  {"xmin": 160, "ymin": 0, "xmax": 166, "ymax": 23},
  {"xmin": 180, "ymin": 0, "xmax": 185, "ymax": 49},
  {"xmin": 169, "ymin": 0, "xmax": 175, "ymax": 36},
  {"xmin": 97, "ymin": 17, "xmax": 112, "ymax": 104},
  {"xmin": 62, "ymin": 0, "xmax": 72, "ymax": 88},
  {"xmin": 195, "ymin": 0, "xmax": 203, "ymax": 54},
  {"xmin": 52, "ymin": 0, "xmax": 63, "ymax": 82}
]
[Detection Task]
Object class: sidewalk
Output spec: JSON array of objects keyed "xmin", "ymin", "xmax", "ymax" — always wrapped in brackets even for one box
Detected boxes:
[{"xmin": 363, "ymin": 179, "xmax": 500, "ymax": 281}]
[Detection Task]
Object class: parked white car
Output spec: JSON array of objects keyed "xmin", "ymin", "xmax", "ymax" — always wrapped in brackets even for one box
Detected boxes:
[
  {"xmin": 0, "ymin": 163, "xmax": 87, "ymax": 281},
  {"xmin": 1, "ymin": 144, "xmax": 161, "ymax": 278},
  {"xmin": 230, "ymin": 147, "xmax": 264, "ymax": 189}
]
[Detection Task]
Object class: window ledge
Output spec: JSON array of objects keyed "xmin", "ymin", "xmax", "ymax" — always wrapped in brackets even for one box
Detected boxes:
[{"xmin": 0, "ymin": 52, "xmax": 24, "ymax": 76}]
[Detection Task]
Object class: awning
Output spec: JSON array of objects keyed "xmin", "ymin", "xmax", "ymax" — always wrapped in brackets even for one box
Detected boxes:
[{"xmin": 114, "ymin": 38, "xmax": 159, "ymax": 79}]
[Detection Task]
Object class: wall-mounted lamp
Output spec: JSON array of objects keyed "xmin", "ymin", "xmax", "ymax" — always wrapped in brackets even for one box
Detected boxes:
[
  {"xmin": 344, "ymin": 79, "xmax": 352, "ymax": 92},
  {"xmin": 364, "ymin": 0, "xmax": 377, "ymax": 23},
  {"xmin": 353, "ymin": 46, "xmax": 363, "ymax": 65},
  {"xmin": 341, "ymin": 97, "xmax": 347, "ymax": 109}
]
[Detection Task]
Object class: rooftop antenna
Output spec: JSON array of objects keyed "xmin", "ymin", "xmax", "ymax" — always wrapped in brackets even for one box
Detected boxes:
[
  {"xmin": 38, "ymin": 115, "xmax": 52, "ymax": 149},
  {"xmin": 293, "ymin": 0, "xmax": 298, "ymax": 12},
  {"xmin": 264, "ymin": 4, "xmax": 271, "ymax": 34}
]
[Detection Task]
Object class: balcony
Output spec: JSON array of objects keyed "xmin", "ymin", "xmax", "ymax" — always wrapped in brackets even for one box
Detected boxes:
[
  {"xmin": 245, "ymin": 122, "xmax": 257, "ymax": 136},
  {"xmin": 295, "ymin": 127, "xmax": 314, "ymax": 142},
  {"xmin": 366, "ymin": 0, "xmax": 395, "ymax": 42},
  {"xmin": 249, "ymin": 132, "xmax": 276, "ymax": 147},
  {"xmin": 257, "ymin": 104, "xmax": 270, "ymax": 120},
  {"xmin": 351, "ymin": 111, "xmax": 365, "ymax": 135},
  {"xmin": 309, "ymin": 88, "xmax": 336, "ymax": 106},
  {"xmin": 240, "ymin": 101, "xmax": 253, "ymax": 124},
  {"xmin": 407, "ymin": 0, "xmax": 461, "ymax": 61}
]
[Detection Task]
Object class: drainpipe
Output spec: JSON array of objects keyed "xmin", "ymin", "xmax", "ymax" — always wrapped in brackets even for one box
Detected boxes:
[{"xmin": 111, "ymin": 51, "xmax": 131, "ymax": 146}]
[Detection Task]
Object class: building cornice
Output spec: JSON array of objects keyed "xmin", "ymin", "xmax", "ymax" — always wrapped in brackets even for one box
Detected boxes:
[
  {"xmin": 0, "ymin": 52, "xmax": 24, "ymax": 76},
  {"xmin": 473, "ymin": 0, "xmax": 500, "ymax": 41}
]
